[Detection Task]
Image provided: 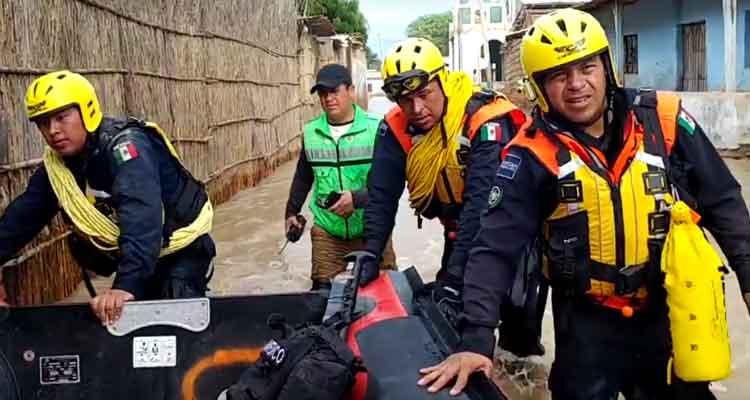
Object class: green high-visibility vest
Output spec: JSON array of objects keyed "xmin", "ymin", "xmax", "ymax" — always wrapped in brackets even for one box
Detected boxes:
[{"xmin": 303, "ymin": 105, "xmax": 380, "ymax": 239}]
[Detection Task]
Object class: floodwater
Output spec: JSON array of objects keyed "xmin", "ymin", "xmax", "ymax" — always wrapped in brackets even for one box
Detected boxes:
[{"xmin": 64, "ymin": 97, "xmax": 750, "ymax": 399}]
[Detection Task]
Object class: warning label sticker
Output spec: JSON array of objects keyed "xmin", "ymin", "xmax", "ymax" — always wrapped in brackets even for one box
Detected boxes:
[{"xmin": 133, "ymin": 336, "xmax": 177, "ymax": 368}]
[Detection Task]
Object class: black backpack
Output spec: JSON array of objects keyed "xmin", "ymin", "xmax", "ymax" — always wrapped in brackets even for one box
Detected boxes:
[{"xmin": 224, "ymin": 317, "xmax": 361, "ymax": 400}]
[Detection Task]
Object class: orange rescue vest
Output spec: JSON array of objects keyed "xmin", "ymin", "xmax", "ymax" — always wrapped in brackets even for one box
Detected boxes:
[{"xmin": 504, "ymin": 91, "xmax": 680, "ymax": 315}]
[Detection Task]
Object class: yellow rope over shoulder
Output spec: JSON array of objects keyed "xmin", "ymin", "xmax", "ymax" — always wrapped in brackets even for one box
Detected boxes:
[
  {"xmin": 43, "ymin": 122, "xmax": 213, "ymax": 257},
  {"xmin": 405, "ymin": 71, "xmax": 475, "ymax": 212}
]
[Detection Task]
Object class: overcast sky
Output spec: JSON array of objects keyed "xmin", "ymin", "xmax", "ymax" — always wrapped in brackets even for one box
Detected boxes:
[{"xmin": 359, "ymin": 0, "xmax": 455, "ymax": 59}]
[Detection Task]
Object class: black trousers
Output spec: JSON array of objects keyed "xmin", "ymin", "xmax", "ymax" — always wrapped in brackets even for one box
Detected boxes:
[
  {"xmin": 548, "ymin": 291, "xmax": 716, "ymax": 400},
  {"xmin": 144, "ymin": 234, "xmax": 215, "ymax": 299},
  {"xmin": 437, "ymin": 228, "xmax": 456, "ymax": 282},
  {"xmin": 71, "ymin": 234, "xmax": 215, "ymax": 300}
]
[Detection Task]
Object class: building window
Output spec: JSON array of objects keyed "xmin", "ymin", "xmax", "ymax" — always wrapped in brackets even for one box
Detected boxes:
[
  {"xmin": 480, "ymin": 45, "xmax": 485, "ymax": 59},
  {"xmin": 460, "ymin": 0, "xmax": 469, "ymax": 4},
  {"xmin": 489, "ymin": 40, "xmax": 503, "ymax": 81},
  {"xmin": 459, "ymin": 7, "xmax": 471, "ymax": 25},
  {"xmin": 624, "ymin": 34, "xmax": 638, "ymax": 74},
  {"xmin": 745, "ymin": 11, "xmax": 750, "ymax": 67},
  {"xmin": 490, "ymin": 6, "xmax": 502, "ymax": 23}
]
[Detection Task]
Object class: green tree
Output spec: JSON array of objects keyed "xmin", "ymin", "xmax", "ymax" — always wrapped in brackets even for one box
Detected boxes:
[
  {"xmin": 304, "ymin": 0, "xmax": 369, "ymax": 42},
  {"xmin": 405, "ymin": 12, "xmax": 453, "ymax": 55}
]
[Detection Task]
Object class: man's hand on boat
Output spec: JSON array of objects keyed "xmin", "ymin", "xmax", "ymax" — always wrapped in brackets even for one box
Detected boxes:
[
  {"xmin": 90, "ymin": 288, "xmax": 134, "ymax": 325},
  {"xmin": 418, "ymin": 351, "xmax": 492, "ymax": 395}
]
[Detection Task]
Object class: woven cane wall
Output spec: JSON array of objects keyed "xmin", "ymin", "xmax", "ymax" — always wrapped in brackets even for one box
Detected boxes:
[{"xmin": 0, "ymin": 0, "xmax": 328, "ymax": 304}]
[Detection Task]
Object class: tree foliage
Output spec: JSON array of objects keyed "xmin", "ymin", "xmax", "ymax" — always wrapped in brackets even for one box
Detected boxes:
[
  {"xmin": 304, "ymin": 0, "xmax": 369, "ymax": 42},
  {"xmin": 405, "ymin": 12, "xmax": 453, "ymax": 55}
]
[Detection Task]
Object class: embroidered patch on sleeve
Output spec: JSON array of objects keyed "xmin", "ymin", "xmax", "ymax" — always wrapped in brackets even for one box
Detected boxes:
[
  {"xmin": 113, "ymin": 141, "xmax": 139, "ymax": 165},
  {"xmin": 479, "ymin": 122, "xmax": 501, "ymax": 141},
  {"xmin": 497, "ymin": 153, "xmax": 522, "ymax": 180},
  {"xmin": 488, "ymin": 185, "xmax": 503, "ymax": 209},
  {"xmin": 677, "ymin": 109, "xmax": 696, "ymax": 136}
]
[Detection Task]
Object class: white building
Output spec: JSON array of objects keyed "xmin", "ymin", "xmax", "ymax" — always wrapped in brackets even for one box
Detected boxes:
[
  {"xmin": 366, "ymin": 69, "xmax": 384, "ymax": 98},
  {"xmin": 448, "ymin": 0, "xmax": 522, "ymax": 84}
]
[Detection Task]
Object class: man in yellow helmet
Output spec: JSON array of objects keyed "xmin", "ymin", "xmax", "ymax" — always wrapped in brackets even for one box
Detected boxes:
[
  {"xmin": 419, "ymin": 9, "xmax": 750, "ymax": 398},
  {"xmin": 359, "ymin": 38, "xmax": 526, "ymax": 301},
  {"xmin": 0, "ymin": 71, "xmax": 215, "ymax": 325}
]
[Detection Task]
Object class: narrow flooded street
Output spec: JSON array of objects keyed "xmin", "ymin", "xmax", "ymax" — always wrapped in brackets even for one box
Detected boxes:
[
  {"xmin": 207, "ymin": 160, "xmax": 446, "ymax": 295},
  {"xmin": 64, "ymin": 97, "xmax": 750, "ymax": 399}
]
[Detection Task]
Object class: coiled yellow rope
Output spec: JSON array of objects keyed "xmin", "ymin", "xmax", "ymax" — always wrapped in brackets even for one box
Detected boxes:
[
  {"xmin": 405, "ymin": 71, "xmax": 475, "ymax": 212},
  {"xmin": 42, "ymin": 122, "xmax": 213, "ymax": 257}
]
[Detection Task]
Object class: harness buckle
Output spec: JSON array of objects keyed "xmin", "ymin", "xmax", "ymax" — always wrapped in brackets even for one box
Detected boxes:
[{"xmin": 615, "ymin": 264, "xmax": 646, "ymax": 296}]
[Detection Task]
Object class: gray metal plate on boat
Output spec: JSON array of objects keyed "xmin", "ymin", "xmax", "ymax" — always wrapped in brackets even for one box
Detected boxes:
[{"xmin": 107, "ymin": 298, "xmax": 210, "ymax": 336}]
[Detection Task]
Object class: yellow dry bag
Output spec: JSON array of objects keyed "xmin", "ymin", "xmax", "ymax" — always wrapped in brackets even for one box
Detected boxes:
[{"xmin": 661, "ymin": 201, "xmax": 731, "ymax": 382}]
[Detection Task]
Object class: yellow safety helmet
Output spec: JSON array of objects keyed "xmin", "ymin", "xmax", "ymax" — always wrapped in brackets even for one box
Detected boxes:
[
  {"xmin": 520, "ymin": 8, "xmax": 618, "ymax": 112},
  {"xmin": 25, "ymin": 70, "xmax": 103, "ymax": 133},
  {"xmin": 381, "ymin": 38, "xmax": 447, "ymax": 101}
]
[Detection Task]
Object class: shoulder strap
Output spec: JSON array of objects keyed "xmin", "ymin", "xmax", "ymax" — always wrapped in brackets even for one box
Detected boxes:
[
  {"xmin": 632, "ymin": 89, "xmax": 679, "ymax": 158},
  {"xmin": 655, "ymin": 92, "xmax": 679, "ymax": 154},
  {"xmin": 504, "ymin": 119, "xmax": 560, "ymax": 175},
  {"xmin": 463, "ymin": 91, "xmax": 525, "ymax": 140},
  {"xmin": 384, "ymin": 107, "xmax": 412, "ymax": 153}
]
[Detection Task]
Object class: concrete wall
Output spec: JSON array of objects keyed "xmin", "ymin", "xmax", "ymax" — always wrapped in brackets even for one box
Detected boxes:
[
  {"xmin": 591, "ymin": 0, "xmax": 681, "ymax": 90},
  {"xmin": 676, "ymin": 91, "xmax": 750, "ymax": 149},
  {"xmin": 350, "ymin": 45, "xmax": 370, "ymax": 109},
  {"xmin": 592, "ymin": 0, "xmax": 750, "ymax": 91},
  {"xmin": 679, "ymin": 0, "xmax": 725, "ymax": 91},
  {"xmin": 312, "ymin": 37, "xmax": 369, "ymax": 110},
  {"xmin": 625, "ymin": 1, "xmax": 679, "ymax": 90}
]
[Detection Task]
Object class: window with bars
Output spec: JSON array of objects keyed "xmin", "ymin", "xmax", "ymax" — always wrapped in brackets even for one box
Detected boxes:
[
  {"xmin": 490, "ymin": 6, "xmax": 502, "ymax": 23},
  {"xmin": 459, "ymin": 7, "xmax": 471, "ymax": 25},
  {"xmin": 624, "ymin": 34, "xmax": 638, "ymax": 74}
]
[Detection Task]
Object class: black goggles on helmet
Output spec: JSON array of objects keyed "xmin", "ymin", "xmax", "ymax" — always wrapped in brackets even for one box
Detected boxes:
[{"xmin": 382, "ymin": 66, "xmax": 444, "ymax": 102}]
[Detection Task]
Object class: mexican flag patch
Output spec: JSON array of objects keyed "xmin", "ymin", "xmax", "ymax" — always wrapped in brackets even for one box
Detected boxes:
[
  {"xmin": 479, "ymin": 122, "xmax": 501, "ymax": 141},
  {"xmin": 113, "ymin": 141, "xmax": 139, "ymax": 164},
  {"xmin": 677, "ymin": 109, "xmax": 696, "ymax": 136}
]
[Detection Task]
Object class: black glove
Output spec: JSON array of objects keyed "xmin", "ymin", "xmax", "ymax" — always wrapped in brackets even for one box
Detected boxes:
[
  {"xmin": 496, "ymin": 279, "xmax": 548, "ymax": 358},
  {"xmin": 357, "ymin": 253, "xmax": 380, "ymax": 287},
  {"xmin": 430, "ymin": 279, "xmax": 463, "ymax": 328},
  {"xmin": 496, "ymin": 321, "xmax": 545, "ymax": 357}
]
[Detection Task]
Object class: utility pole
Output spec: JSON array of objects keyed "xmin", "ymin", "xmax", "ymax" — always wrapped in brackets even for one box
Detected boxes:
[{"xmin": 378, "ymin": 32, "xmax": 384, "ymax": 64}]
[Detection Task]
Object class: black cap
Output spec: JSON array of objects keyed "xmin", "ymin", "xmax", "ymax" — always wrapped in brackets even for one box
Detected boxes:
[{"xmin": 310, "ymin": 64, "xmax": 352, "ymax": 94}]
